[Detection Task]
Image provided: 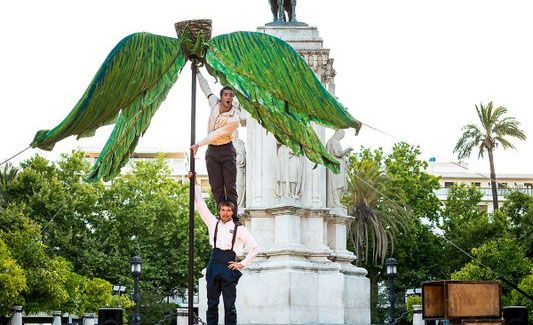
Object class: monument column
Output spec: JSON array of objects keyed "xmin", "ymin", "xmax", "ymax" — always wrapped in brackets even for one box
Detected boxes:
[{"xmin": 198, "ymin": 5, "xmax": 370, "ymax": 324}]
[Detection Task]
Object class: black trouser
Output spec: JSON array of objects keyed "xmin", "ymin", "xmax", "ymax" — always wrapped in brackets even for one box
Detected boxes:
[
  {"xmin": 206, "ymin": 248, "xmax": 242, "ymax": 325},
  {"xmin": 206, "ymin": 142, "xmax": 238, "ymax": 218}
]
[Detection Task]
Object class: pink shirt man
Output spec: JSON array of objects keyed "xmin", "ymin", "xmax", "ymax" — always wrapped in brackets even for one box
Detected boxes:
[{"xmin": 194, "ymin": 185, "xmax": 259, "ymax": 267}]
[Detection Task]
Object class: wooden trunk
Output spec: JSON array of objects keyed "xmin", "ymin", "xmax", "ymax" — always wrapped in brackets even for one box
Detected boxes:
[{"xmin": 422, "ymin": 281, "xmax": 501, "ymax": 320}]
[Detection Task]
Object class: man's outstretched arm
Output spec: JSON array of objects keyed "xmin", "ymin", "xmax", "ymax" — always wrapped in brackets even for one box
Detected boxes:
[
  {"xmin": 197, "ymin": 70, "xmax": 218, "ymax": 108},
  {"xmin": 189, "ymin": 172, "xmax": 217, "ymax": 229},
  {"xmin": 197, "ymin": 114, "xmax": 240, "ymax": 147}
]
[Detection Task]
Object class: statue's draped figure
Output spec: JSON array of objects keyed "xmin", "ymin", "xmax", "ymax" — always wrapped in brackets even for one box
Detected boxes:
[
  {"xmin": 275, "ymin": 143, "xmax": 303, "ymax": 199},
  {"xmin": 326, "ymin": 130, "xmax": 352, "ymax": 208}
]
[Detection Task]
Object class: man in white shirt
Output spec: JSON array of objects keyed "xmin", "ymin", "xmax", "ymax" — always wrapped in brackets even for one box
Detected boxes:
[
  {"xmin": 191, "ymin": 70, "xmax": 240, "ymax": 220},
  {"xmin": 189, "ymin": 172, "xmax": 259, "ymax": 325}
]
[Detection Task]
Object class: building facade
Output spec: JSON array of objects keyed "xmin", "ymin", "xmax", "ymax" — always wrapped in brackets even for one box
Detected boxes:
[
  {"xmin": 427, "ymin": 158, "xmax": 533, "ymax": 212},
  {"xmin": 81, "ymin": 147, "xmax": 211, "ymax": 192}
]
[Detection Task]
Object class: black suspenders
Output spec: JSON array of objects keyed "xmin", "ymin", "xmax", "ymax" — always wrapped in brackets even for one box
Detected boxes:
[{"xmin": 213, "ymin": 221, "xmax": 239, "ymax": 251}]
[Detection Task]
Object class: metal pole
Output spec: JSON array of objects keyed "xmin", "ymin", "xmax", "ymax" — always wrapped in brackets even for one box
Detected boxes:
[
  {"xmin": 389, "ymin": 277, "xmax": 395, "ymax": 324},
  {"xmin": 134, "ymin": 275, "xmax": 140, "ymax": 325},
  {"xmin": 188, "ymin": 58, "xmax": 198, "ymax": 325}
]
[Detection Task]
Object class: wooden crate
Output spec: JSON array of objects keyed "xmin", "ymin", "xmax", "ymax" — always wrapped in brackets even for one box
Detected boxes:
[
  {"xmin": 422, "ymin": 280, "xmax": 501, "ymax": 320},
  {"xmin": 423, "ymin": 281, "xmax": 446, "ymax": 319},
  {"xmin": 461, "ymin": 319, "xmax": 504, "ymax": 325}
]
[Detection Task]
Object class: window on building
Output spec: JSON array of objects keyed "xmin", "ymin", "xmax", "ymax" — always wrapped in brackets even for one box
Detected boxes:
[
  {"xmin": 472, "ymin": 182, "xmax": 481, "ymax": 187},
  {"xmin": 444, "ymin": 182, "xmax": 454, "ymax": 188}
]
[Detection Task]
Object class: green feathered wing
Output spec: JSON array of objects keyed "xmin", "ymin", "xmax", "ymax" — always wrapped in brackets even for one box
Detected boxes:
[
  {"xmin": 205, "ymin": 31, "xmax": 361, "ymax": 173},
  {"xmin": 30, "ymin": 32, "xmax": 187, "ymax": 182}
]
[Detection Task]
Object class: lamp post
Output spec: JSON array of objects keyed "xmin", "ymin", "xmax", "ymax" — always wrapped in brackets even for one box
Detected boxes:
[
  {"xmin": 385, "ymin": 257, "xmax": 398, "ymax": 324},
  {"xmin": 130, "ymin": 256, "xmax": 142, "ymax": 325}
]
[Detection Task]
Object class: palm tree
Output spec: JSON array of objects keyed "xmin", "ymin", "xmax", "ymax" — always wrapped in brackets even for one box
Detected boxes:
[
  {"xmin": 454, "ymin": 102, "xmax": 526, "ymax": 211},
  {"xmin": 344, "ymin": 157, "xmax": 406, "ymax": 265},
  {"xmin": 344, "ymin": 156, "xmax": 408, "ymax": 324}
]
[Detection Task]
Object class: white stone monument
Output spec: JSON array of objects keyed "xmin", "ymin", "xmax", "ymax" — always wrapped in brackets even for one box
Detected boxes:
[{"xmin": 198, "ymin": 19, "xmax": 370, "ymax": 325}]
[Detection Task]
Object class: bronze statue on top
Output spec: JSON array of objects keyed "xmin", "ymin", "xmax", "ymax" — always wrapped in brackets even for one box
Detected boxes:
[{"xmin": 267, "ymin": 0, "xmax": 307, "ymax": 26}]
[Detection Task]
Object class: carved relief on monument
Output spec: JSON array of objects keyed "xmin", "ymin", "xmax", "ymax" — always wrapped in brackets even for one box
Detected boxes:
[
  {"xmin": 233, "ymin": 130, "xmax": 246, "ymax": 210},
  {"xmin": 274, "ymin": 143, "xmax": 304, "ymax": 199},
  {"xmin": 326, "ymin": 130, "xmax": 353, "ymax": 208},
  {"xmin": 298, "ymin": 49, "xmax": 336, "ymax": 93}
]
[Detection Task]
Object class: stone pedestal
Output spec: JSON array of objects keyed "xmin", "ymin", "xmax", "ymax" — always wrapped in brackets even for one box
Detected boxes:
[
  {"xmin": 198, "ymin": 23, "xmax": 370, "ymax": 324},
  {"xmin": 82, "ymin": 313, "xmax": 95, "ymax": 325},
  {"xmin": 52, "ymin": 311, "xmax": 62, "ymax": 325},
  {"xmin": 10, "ymin": 306, "xmax": 22, "ymax": 325},
  {"xmin": 412, "ymin": 305, "xmax": 423, "ymax": 325}
]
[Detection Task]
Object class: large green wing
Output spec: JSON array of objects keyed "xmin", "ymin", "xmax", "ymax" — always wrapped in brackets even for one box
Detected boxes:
[
  {"xmin": 30, "ymin": 32, "xmax": 187, "ymax": 182},
  {"xmin": 206, "ymin": 31, "xmax": 361, "ymax": 172}
]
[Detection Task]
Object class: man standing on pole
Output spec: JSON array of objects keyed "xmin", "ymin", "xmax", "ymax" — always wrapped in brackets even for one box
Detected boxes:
[
  {"xmin": 190, "ymin": 70, "xmax": 240, "ymax": 220},
  {"xmin": 189, "ymin": 172, "xmax": 259, "ymax": 325}
]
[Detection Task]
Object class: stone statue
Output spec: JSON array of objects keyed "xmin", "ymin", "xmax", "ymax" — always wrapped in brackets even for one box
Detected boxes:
[
  {"xmin": 326, "ymin": 130, "xmax": 353, "ymax": 208},
  {"xmin": 275, "ymin": 143, "xmax": 303, "ymax": 199},
  {"xmin": 233, "ymin": 130, "xmax": 246, "ymax": 210},
  {"xmin": 269, "ymin": 0, "xmax": 299, "ymax": 23}
]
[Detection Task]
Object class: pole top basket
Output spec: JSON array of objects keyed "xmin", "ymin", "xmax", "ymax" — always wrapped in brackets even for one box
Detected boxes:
[{"xmin": 175, "ymin": 19, "xmax": 212, "ymax": 41}]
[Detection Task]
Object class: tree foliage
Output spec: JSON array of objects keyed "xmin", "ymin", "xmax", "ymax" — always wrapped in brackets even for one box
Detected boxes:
[
  {"xmin": 440, "ymin": 184, "xmax": 507, "ymax": 274},
  {"xmin": 501, "ymin": 191, "xmax": 533, "ymax": 258},
  {"xmin": 0, "ymin": 238, "xmax": 26, "ymax": 314},
  {"xmin": 452, "ymin": 237, "xmax": 532, "ymax": 305},
  {"xmin": 0, "ymin": 151, "xmax": 211, "ymax": 318},
  {"xmin": 346, "ymin": 143, "xmax": 444, "ymax": 323},
  {"xmin": 345, "ymin": 154, "xmax": 406, "ymax": 264},
  {"xmin": 0, "ymin": 202, "xmax": 129, "ymax": 315}
]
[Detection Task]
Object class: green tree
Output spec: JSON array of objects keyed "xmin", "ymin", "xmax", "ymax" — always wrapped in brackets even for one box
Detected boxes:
[
  {"xmin": 2, "ymin": 152, "xmax": 212, "ymax": 320},
  {"xmin": 0, "ymin": 202, "xmax": 127, "ymax": 315},
  {"xmin": 453, "ymin": 102, "xmax": 526, "ymax": 210},
  {"xmin": 441, "ymin": 184, "xmax": 507, "ymax": 274},
  {"xmin": 406, "ymin": 295, "xmax": 422, "ymax": 322},
  {"xmin": 452, "ymin": 237, "xmax": 532, "ymax": 305},
  {"xmin": 501, "ymin": 191, "xmax": 533, "ymax": 258},
  {"xmin": 5, "ymin": 152, "xmax": 105, "ymax": 276},
  {"xmin": 382, "ymin": 144, "xmax": 446, "ymax": 324},
  {"xmin": 345, "ymin": 155, "xmax": 406, "ymax": 265},
  {"xmin": 0, "ymin": 163, "xmax": 18, "ymax": 207},
  {"xmin": 345, "ymin": 152, "xmax": 407, "ymax": 323},
  {"xmin": 384, "ymin": 143, "xmax": 442, "ymax": 223},
  {"xmin": 92, "ymin": 157, "xmax": 211, "ymax": 300},
  {"xmin": 510, "ymin": 270, "xmax": 533, "ymax": 321},
  {"xmin": 0, "ymin": 203, "xmax": 69, "ymax": 313},
  {"xmin": 0, "ymin": 238, "xmax": 26, "ymax": 315},
  {"xmin": 346, "ymin": 144, "xmax": 444, "ymax": 323}
]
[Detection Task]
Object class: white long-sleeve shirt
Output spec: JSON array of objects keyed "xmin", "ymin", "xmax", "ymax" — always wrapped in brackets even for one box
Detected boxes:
[
  {"xmin": 197, "ymin": 72, "xmax": 240, "ymax": 147},
  {"xmin": 194, "ymin": 185, "xmax": 259, "ymax": 267}
]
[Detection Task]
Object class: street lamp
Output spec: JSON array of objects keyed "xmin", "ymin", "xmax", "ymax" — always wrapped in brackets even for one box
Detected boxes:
[
  {"xmin": 130, "ymin": 256, "xmax": 142, "ymax": 325},
  {"xmin": 385, "ymin": 257, "xmax": 398, "ymax": 324}
]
